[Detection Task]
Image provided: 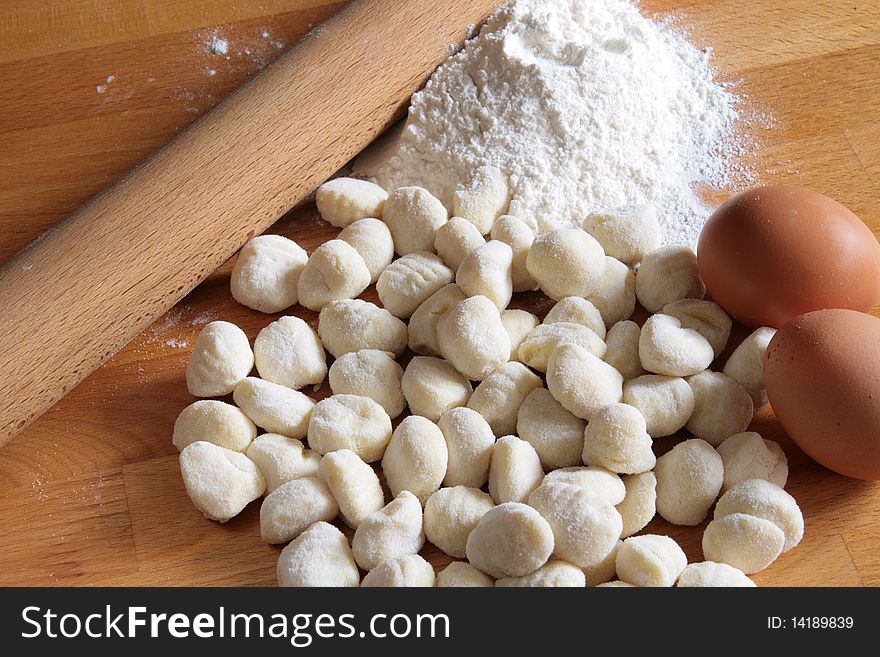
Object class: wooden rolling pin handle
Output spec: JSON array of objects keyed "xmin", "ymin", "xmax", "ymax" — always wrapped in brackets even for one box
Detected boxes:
[{"xmin": 0, "ymin": 0, "xmax": 503, "ymax": 445}]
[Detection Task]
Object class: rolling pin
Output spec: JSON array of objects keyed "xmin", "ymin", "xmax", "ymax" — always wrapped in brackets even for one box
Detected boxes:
[{"xmin": 0, "ymin": 0, "xmax": 504, "ymax": 445}]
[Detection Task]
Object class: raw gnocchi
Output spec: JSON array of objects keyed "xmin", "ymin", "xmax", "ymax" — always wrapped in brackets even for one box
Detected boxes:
[
  {"xmin": 543, "ymin": 296, "xmax": 606, "ymax": 339},
  {"xmin": 662, "ymin": 299, "xmax": 732, "ymax": 356},
  {"xmin": 382, "ymin": 415, "xmax": 449, "ymax": 503},
  {"xmin": 517, "ymin": 388, "xmax": 585, "ymax": 470},
  {"xmin": 714, "ymin": 479, "xmax": 804, "ymax": 552},
  {"xmin": 677, "ymin": 561, "xmax": 756, "ymax": 587},
  {"xmin": 328, "ymin": 349, "xmax": 406, "ymax": 418},
  {"xmin": 436, "ymin": 561, "xmax": 495, "ymax": 587},
  {"xmin": 702, "ymin": 513, "xmax": 785, "ymax": 574},
  {"xmin": 186, "ymin": 321, "xmax": 254, "ymax": 397},
  {"xmin": 616, "ymin": 535, "xmax": 687, "ymax": 587},
  {"xmin": 453, "ymin": 165, "xmax": 510, "ymax": 235},
  {"xmin": 655, "ymin": 438, "xmax": 723, "ymax": 526},
  {"xmin": 230, "ymin": 235, "xmax": 307, "ymax": 313},
  {"xmin": 488, "ymin": 436, "xmax": 544, "ymax": 504},
  {"xmin": 352, "ymin": 491, "xmax": 425, "ymax": 571},
  {"xmin": 518, "ymin": 322, "xmax": 606, "ymax": 373},
  {"xmin": 401, "ymin": 356, "xmax": 472, "ymax": 422},
  {"xmin": 434, "ymin": 218, "xmax": 485, "ymax": 270},
  {"xmin": 437, "ymin": 408, "xmax": 495, "ymax": 488},
  {"xmin": 407, "ymin": 284, "xmax": 467, "ymax": 356},
  {"xmin": 456, "ymin": 240, "xmax": 514, "ymax": 310},
  {"xmin": 490, "ymin": 215, "xmax": 537, "ymax": 292},
  {"xmin": 686, "ymin": 370, "xmax": 755, "ymax": 446},
  {"xmin": 526, "ymin": 228, "xmax": 606, "ymax": 301},
  {"xmin": 315, "ymin": 177, "xmax": 388, "ymax": 228},
  {"xmin": 277, "ymin": 521, "xmax": 361, "ymax": 588},
  {"xmin": 377, "ymin": 252, "xmax": 454, "ymax": 318},
  {"xmin": 583, "ymin": 205, "xmax": 661, "ymax": 266},
  {"xmin": 233, "ymin": 377, "xmax": 315, "ymax": 439},
  {"xmin": 307, "ymin": 394, "xmax": 392, "ymax": 463},
  {"xmin": 337, "ymin": 217, "xmax": 395, "ymax": 284},
  {"xmin": 465, "ymin": 502, "xmax": 554, "ymax": 578},
  {"xmin": 361, "ymin": 554, "xmax": 436, "ymax": 588},
  {"xmin": 437, "ymin": 296, "xmax": 511, "ymax": 381},
  {"xmin": 496, "ymin": 560, "xmax": 586, "ymax": 587},
  {"xmin": 581, "ymin": 403, "xmax": 656, "ymax": 475},
  {"xmin": 318, "ymin": 299, "xmax": 408, "ymax": 358},
  {"xmin": 254, "ymin": 316, "xmax": 326, "ymax": 390},
  {"xmin": 622, "ymin": 374, "xmax": 694, "ymax": 438},
  {"xmin": 259, "ymin": 476, "xmax": 338, "ymax": 544},
  {"xmin": 603, "ymin": 320, "xmax": 644, "ymax": 381},
  {"xmin": 296, "ymin": 239, "xmax": 371, "ymax": 311},
  {"xmin": 586, "ymin": 256, "xmax": 637, "ymax": 327},
  {"xmin": 638, "ymin": 313, "xmax": 714, "ymax": 377},
  {"xmin": 635, "ymin": 245, "xmax": 705, "ymax": 313},
  {"xmin": 383, "ymin": 186, "xmax": 448, "ymax": 255},
  {"xmin": 722, "ymin": 327, "xmax": 776, "ymax": 406},
  {"xmin": 179, "ymin": 441, "xmax": 265, "ymax": 522},
  {"xmin": 717, "ymin": 432, "xmax": 788, "ymax": 494},
  {"xmin": 466, "ymin": 361, "xmax": 542, "ymax": 437},
  {"xmin": 546, "ymin": 343, "xmax": 623, "ymax": 421},
  {"xmin": 542, "ymin": 467, "xmax": 626, "ymax": 506},
  {"xmin": 318, "ymin": 449, "xmax": 385, "ymax": 528},
  {"xmin": 424, "ymin": 486, "xmax": 495, "ymax": 558},
  {"xmin": 616, "ymin": 472, "xmax": 657, "ymax": 538},
  {"xmin": 173, "ymin": 400, "xmax": 256, "ymax": 453},
  {"xmin": 245, "ymin": 433, "xmax": 321, "ymax": 493},
  {"xmin": 501, "ymin": 309, "xmax": 540, "ymax": 362}
]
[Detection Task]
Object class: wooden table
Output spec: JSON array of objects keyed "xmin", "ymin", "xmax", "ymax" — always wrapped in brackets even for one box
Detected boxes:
[{"xmin": 0, "ymin": 0, "xmax": 878, "ymax": 587}]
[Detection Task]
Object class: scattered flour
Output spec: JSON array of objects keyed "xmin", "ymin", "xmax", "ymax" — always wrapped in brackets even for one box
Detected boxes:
[{"xmin": 357, "ymin": 0, "xmax": 746, "ymax": 248}]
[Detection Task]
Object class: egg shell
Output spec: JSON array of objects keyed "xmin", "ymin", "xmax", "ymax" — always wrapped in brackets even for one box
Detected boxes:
[
  {"xmin": 764, "ymin": 308, "xmax": 880, "ymax": 480},
  {"xmin": 697, "ymin": 186, "xmax": 880, "ymax": 328}
]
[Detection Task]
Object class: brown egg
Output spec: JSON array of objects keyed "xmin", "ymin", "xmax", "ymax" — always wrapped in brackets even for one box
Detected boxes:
[
  {"xmin": 698, "ymin": 185, "xmax": 880, "ymax": 328},
  {"xmin": 765, "ymin": 309, "xmax": 880, "ymax": 480}
]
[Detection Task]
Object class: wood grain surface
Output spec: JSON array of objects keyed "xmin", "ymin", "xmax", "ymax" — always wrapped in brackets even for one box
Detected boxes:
[{"xmin": 0, "ymin": 0, "xmax": 878, "ymax": 587}]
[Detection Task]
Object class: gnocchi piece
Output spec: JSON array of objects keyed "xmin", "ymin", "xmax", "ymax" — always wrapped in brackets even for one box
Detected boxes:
[
  {"xmin": 546, "ymin": 343, "xmax": 623, "ymax": 421},
  {"xmin": 436, "ymin": 561, "xmax": 495, "ymax": 587},
  {"xmin": 352, "ymin": 491, "xmax": 425, "ymax": 571},
  {"xmin": 401, "ymin": 356, "xmax": 472, "ymax": 422},
  {"xmin": 230, "ymin": 235, "xmax": 307, "ymax": 313},
  {"xmin": 686, "ymin": 370, "xmax": 755, "ymax": 446},
  {"xmin": 676, "ymin": 561, "xmax": 756, "ymax": 587},
  {"xmin": 328, "ymin": 349, "xmax": 406, "ymax": 418},
  {"xmin": 254, "ymin": 316, "xmax": 327, "ymax": 390},
  {"xmin": 318, "ymin": 449, "xmax": 385, "ymax": 528},
  {"xmin": 362, "ymin": 554, "xmax": 436, "ymax": 588},
  {"xmin": 582, "ymin": 403, "xmax": 656, "ymax": 475},
  {"xmin": 296, "ymin": 239, "xmax": 371, "ymax": 311},
  {"xmin": 638, "ymin": 313, "xmax": 714, "ymax": 377},
  {"xmin": 259, "ymin": 476, "xmax": 338, "ymax": 544},
  {"xmin": 528, "ymin": 481, "xmax": 623, "ymax": 570},
  {"xmin": 173, "ymin": 400, "xmax": 256, "ymax": 453},
  {"xmin": 702, "ymin": 513, "xmax": 785, "ymax": 574},
  {"xmin": 233, "ymin": 377, "xmax": 315, "ymax": 439},
  {"xmin": 496, "ymin": 560, "xmax": 586, "ymax": 587},
  {"xmin": 583, "ymin": 206, "xmax": 662, "ymax": 265},
  {"xmin": 583, "ymin": 539, "xmax": 622, "ymax": 586},
  {"xmin": 603, "ymin": 320, "xmax": 645, "ymax": 381},
  {"xmin": 465, "ymin": 502, "xmax": 554, "ymax": 578},
  {"xmin": 616, "ymin": 535, "xmax": 688, "ymax": 587},
  {"xmin": 424, "ymin": 486, "xmax": 495, "ymax": 558},
  {"xmin": 377, "ymin": 252, "xmax": 454, "ymax": 318},
  {"xmin": 315, "ymin": 177, "xmax": 388, "ymax": 228},
  {"xmin": 542, "ymin": 467, "xmax": 626, "ymax": 506},
  {"xmin": 438, "ymin": 407, "xmax": 495, "ymax": 488},
  {"xmin": 467, "ymin": 362, "xmax": 542, "ymax": 436},
  {"xmin": 501, "ymin": 309, "xmax": 541, "ymax": 362},
  {"xmin": 490, "ymin": 215, "xmax": 537, "ymax": 292},
  {"xmin": 437, "ymin": 296, "xmax": 511, "ymax": 381},
  {"xmin": 717, "ymin": 432, "xmax": 788, "ymax": 494},
  {"xmin": 453, "ymin": 165, "xmax": 510, "ymax": 235},
  {"xmin": 382, "ymin": 416, "xmax": 449, "ymax": 503},
  {"xmin": 186, "ymin": 321, "xmax": 254, "ymax": 397},
  {"xmin": 722, "ymin": 327, "xmax": 776, "ymax": 406},
  {"xmin": 586, "ymin": 257, "xmax": 637, "ymax": 327},
  {"xmin": 277, "ymin": 521, "xmax": 361, "ymax": 588},
  {"xmin": 434, "ymin": 218, "xmax": 486, "ymax": 270},
  {"xmin": 543, "ymin": 296, "xmax": 606, "ymax": 339},
  {"xmin": 635, "ymin": 245, "xmax": 705, "ymax": 313},
  {"xmin": 526, "ymin": 228, "xmax": 606, "ymax": 301},
  {"xmin": 622, "ymin": 374, "xmax": 695, "ymax": 438},
  {"xmin": 517, "ymin": 388, "xmax": 586, "ymax": 470},
  {"xmin": 337, "ymin": 217, "xmax": 395, "ymax": 283},
  {"xmin": 655, "ymin": 438, "xmax": 723, "ymax": 526},
  {"xmin": 307, "ymin": 395, "xmax": 392, "ymax": 463},
  {"xmin": 318, "ymin": 299, "xmax": 408, "ymax": 359},
  {"xmin": 714, "ymin": 479, "xmax": 804, "ymax": 552},
  {"xmin": 383, "ymin": 186, "xmax": 448, "ymax": 255},
  {"xmin": 616, "ymin": 472, "xmax": 657, "ymax": 538},
  {"xmin": 245, "ymin": 433, "xmax": 320, "ymax": 493},
  {"xmin": 407, "ymin": 284, "xmax": 467, "ymax": 356},
  {"xmin": 456, "ymin": 240, "xmax": 514, "ymax": 310},
  {"xmin": 519, "ymin": 322, "xmax": 607, "ymax": 373},
  {"xmin": 179, "ymin": 441, "xmax": 266, "ymax": 522},
  {"xmin": 488, "ymin": 436, "xmax": 544, "ymax": 504},
  {"xmin": 662, "ymin": 299, "xmax": 732, "ymax": 356}
]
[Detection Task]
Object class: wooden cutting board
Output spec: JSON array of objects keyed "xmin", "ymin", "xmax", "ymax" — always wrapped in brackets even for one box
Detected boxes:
[{"xmin": 0, "ymin": 0, "xmax": 878, "ymax": 586}]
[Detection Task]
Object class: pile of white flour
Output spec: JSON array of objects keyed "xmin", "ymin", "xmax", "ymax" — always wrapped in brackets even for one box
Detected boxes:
[{"xmin": 356, "ymin": 0, "xmax": 740, "ymax": 247}]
